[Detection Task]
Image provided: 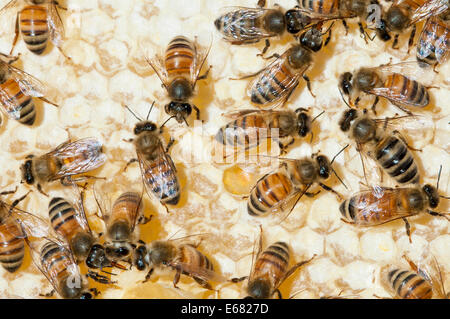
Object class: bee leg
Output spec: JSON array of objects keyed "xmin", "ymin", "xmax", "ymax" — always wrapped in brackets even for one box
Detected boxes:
[
  {"xmin": 138, "ymin": 214, "xmax": 153, "ymax": 225},
  {"xmin": 142, "ymin": 267, "xmax": 154, "ymax": 283},
  {"xmin": 303, "ymin": 74, "xmax": 315, "ymax": 98},
  {"xmin": 432, "ymin": 62, "xmax": 439, "ymax": 74},
  {"xmin": 192, "ymin": 104, "xmax": 201, "ymax": 121},
  {"xmin": 407, "ymin": 24, "xmax": 416, "ymax": 54},
  {"xmin": 165, "ymin": 138, "xmax": 175, "ymax": 153},
  {"xmin": 324, "ymin": 28, "xmax": 332, "ymax": 47},
  {"xmin": 358, "ymin": 22, "xmax": 368, "ymax": 44},
  {"xmin": 173, "ymin": 269, "xmax": 182, "ymax": 289},
  {"xmin": 194, "ymin": 277, "xmax": 214, "ymax": 290},
  {"xmin": 274, "ymin": 289, "xmax": 283, "ymax": 299},
  {"xmin": 87, "ymin": 270, "xmax": 116, "ymax": 284},
  {"xmin": 123, "ymin": 158, "xmax": 138, "ymax": 172},
  {"xmin": 53, "ymin": 1, "xmax": 68, "ymax": 10},
  {"xmin": 342, "ymin": 20, "xmax": 349, "ymax": 35},
  {"xmin": 90, "ymin": 288, "xmax": 100, "ymax": 296},
  {"xmin": 426, "ymin": 210, "xmax": 450, "ymax": 222},
  {"xmin": 279, "ymin": 255, "xmax": 316, "ymax": 290},
  {"xmin": 354, "ymin": 96, "xmax": 361, "ymax": 107},
  {"xmin": 9, "ymin": 12, "xmax": 19, "ymax": 55},
  {"xmin": 230, "ymin": 276, "xmax": 248, "ymax": 283},
  {"xmin": 197, "ymin": 66, "xmax": 211, "ymax": 81},
  {"xmin": 40, "ymin": 289, "xmax": 55, "ymax": 298},
  {"xmin": 230, "ymin": 66, "xmax": 269, "ymax": 80},
  {"xmin": 402, "ymin": 217, "xmax": 412, "ymax": 243},
  {"xmin": 279, "ymin": 137, "xmax": 295, "ymax": 155},
  {"xmin": 37, "ymin": 96, "xmax": 58, "ymax": 107},
  {"xmin": 392, "ymin": 130, "xmax": 422, "ymax": 152},
  {"xmin": 0, "ymin": 186, "xmax": 18, "ymax": 196},
  {"xmin": 256, "ymin": 39, "xmax": 271, "ymax": 57},
  {"xmin": 319, "ymin": 183, "xmax": 343, "ymax": 200},
  {"xmin": 8, "ymin": 190, "xmax": 31, "ymax": 213},
  {"xmin": 392, "ymin": 34, "xmax": 399, "ymax": 49},
  {"xmin": 305, "ymin": 190, "xmax": 321, "ymax": 197},
  {"xmin": 37, "ymin": 184, "xmax": 49, "ymax": 197},
  {"xmin": 371, "ymin": 96, "xmax": 379, "ymax": 115}
]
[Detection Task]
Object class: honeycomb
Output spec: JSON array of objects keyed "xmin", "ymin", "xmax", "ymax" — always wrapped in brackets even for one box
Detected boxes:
[{"xmin": 0, "ymin": 0, "xmax": 448, "ymax": 299}]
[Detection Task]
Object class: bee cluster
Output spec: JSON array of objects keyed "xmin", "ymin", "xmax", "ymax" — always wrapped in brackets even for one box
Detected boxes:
[{"xmin": 0, "ymin": 0, "xmax": 448, "ymax": 299}]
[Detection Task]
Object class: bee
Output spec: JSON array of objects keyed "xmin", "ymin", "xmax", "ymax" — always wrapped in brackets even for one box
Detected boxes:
[
  {"xmin": 377, "ymin": 0, "xmax": 449, "ymax": 50},
  {"xmin": 93, "ymin": 189, "xmax": 151, "ymax": 263},
  {"xmin": 0, "ymin": 0, "xmax": 67, "ymax": 55},
  {"xmin": 416, "ymin": 11, "xmax": 450, "ymax": 68},
  {"xmin": 147, "ymin": 36, "xmax": 210, "ymax": 125},
  {"xmin": 247, "ymin": 148, "xmax": 347, "ymax": 218},
  {"xmin": 232, "ymin": 227, "xmax": 315, "ymax": 299},
  {"xmin": 20, "ymin": 137, "xmax": 107, "ymax": 195},
  {"xmin": 0, "ymin": 52, "xmax": 57, "ymax": 126},
  {"xmin": 124, "ymin": 104, "xmax": 181, "ymax": 207},
  {"xmin": 0, "ymin": 189, "xmax": 48, "ymax": 273},
  {"xmin": 215, "ymin": 108, "xmax": 318, "ymax": 158},
  {"xmin": 30, "ymin": 238, "xmax": 115, "ymax": 299},
  {"xmin": 137, "ymin": 237, "xmax": 226, "ymax": 290},
  {"xmin": 339, "ymin": 62, "xmax": 433, "ymax": 115},
  {"xmin": 383, "ymin": 255, "xmax": 448, "ymax": 299},
  {"xmin": 339, "ymin": 109, "xmax": 422, "ymax": 186}
]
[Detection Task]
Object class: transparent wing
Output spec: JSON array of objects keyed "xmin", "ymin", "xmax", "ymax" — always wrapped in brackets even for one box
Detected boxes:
[
  {"xmin": 417, "ymin": 16, "xmax": 450, "ymax": 64},
  {"xmin": 215, "ymin": 7, "xmax": 274, "ymax": 43},
  {"xmin": 0, "ymin": 0, "xmax": 21, "ymax": 34},
  {"xmin": 6, "ymin": 62, "xmax": 49, "ymax": 98},
  {"xmin": 171, "ymin": 261, "xmax": 228, "ymax": 283},
  {"xmin": 370, "ymin": 61, "xmax": 436, "ymax": 85},
  {"xmin": 0, "ymin": 81, "xmax": 22, "ymax": 120},
  {"xmin": 66, "ymin": 181, "xmax": 92, "ymax": 234},
  {"xmin": 247, "ymin": 56, "xmax": 302, "ymax": 109},
  {"xmin": 191, "ymin": 38, "xmax": 211, "ymax": 88},
  {"xmin": 47, "ymin": 2, "xmax": 64, "ymax": 48},
  {"xmin": 221, "ymin": 109, "xmax": 264, "ymax": 119},
  {"xmin": 292, "ymin": 6, "xmax": 355, "ymax": 20},
  {"xmin": 146, "ymin": 54, "xmax": 169, "ymax": 90},
  {"xmin": 45, "ymin": 138, "xmax": 107, "ymax": 181},
  {"xmin": 92, "ymin": 180, "xmax": 112, "ymax": 227},
  {"xmin": 354, "ymin": 142, "xmax": 384, "ymax": 191},
  {"xmin": 410, "ymin": 0, "xmax": 449, "ymax": 25},
  {"xmin": 373, "ymin": 114, "xmax": 435, "ymax": 132}
]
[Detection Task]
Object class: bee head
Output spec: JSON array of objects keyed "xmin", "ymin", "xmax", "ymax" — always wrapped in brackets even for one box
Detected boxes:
[
  {"xmin": 375, "ymin": 18, "xmax": 392, "ymax": 41},
  {"xmin": 148, "ymin": 240, "xmax": 176, "ymax": 266},
  {"xmin": 339, "ymin": 72, "xmax": 353, "ymax": 96},
  {"xmin": 168, "ymin": 78, "xmax": 193, "ymax": 101},
  {"xmin": 299, "ymin": 28, "xmax": 323, "ymax": 52},
  {"xmin": 21, "ymin": 158, "xmax": 35, "ymax": 185},
  {"xmin": 133, "ymin": 121, "xmax": 157, "ymax": 135},
  {"xmin": 165, "ymin": 101, "xmax": 193, "ymax": 123},
  {"xmin": 339, "ymin": 109, "xmax": 358, "ymax": 132},
  {"xmin": 247, "ymin": 278, "xmax": 271, "ymax": 299},
  {"xmin": 296, "ymin": 111, "xmax": 311, "ymax": 137},
  {"xmin": 385, "ymin": 6, "xmax": 409, "ymax": 32},
  {"xmin": 288, "ymin": 45, "xmax": 313, "ymax": 69},
  {"xmin": 85, "ymin": 244, "xmax": 115, "ymax": 269},
  {"xmin": 285, "ymin": 9, "xmax": 312, "ymax": 34},
  {"xmin": 105, "ymin": 242, "xmax": 133, "ymax": 261},
  {"xmin": 264, "ymin": 9, "xmax": 286, "ymax": 35},
  {"xmin": 133, "ymin": 244, "xmax": 148, "ymax": 271},
  {"xmin": 315, "ymin": 155, "xmax": 331, "ymax": 179},
  {"xmin": 422, "ymin": 184, "xmax": 439, "ymax": 209}
]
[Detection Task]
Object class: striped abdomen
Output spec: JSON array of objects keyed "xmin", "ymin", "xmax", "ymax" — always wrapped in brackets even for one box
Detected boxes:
[
  {"xmin": 40, "ymin": 242, "xmax": 76, "ymax": 292},
  {"xmin": 49, "ymin": 197, "xmax": 84, "ymax": 242},
  {"xmin": 252, "ymin": 242, "xmax": 290, "ymax": 289},
  {"xmin": 0, "ymin": 79, "xmax": 36, "ymax": 125},
  {"xmin": 179, "ymin": 244, "xmax": 214, "ymax": 274},
  {"xmin": 250, "ymin": 61, "xmax": 297, "ymax": 105},
  {"xmin": 248, "ymin": 173, "xmax": 294, "ymax": 216},
  {"xmin": 214, "ymin": 9, "xmax": 263, "ymax": 42},
  {"xmin": 0, "ymin": 218, "xmax": 25, "ymax": 273},
  {"xmin": 417, "ymin": 16, "xmax": 450, "ymax": 64},
  {"xmin": 215, "ymin": 114, "xmax": 269, "ymax": 148},
  {"xmin": 374, "ymin": 135, "xmax": 420, "ymax": 185},
  {"xmin": 298, "ymin": 0, "xmax": 340, "ymax": 15},
  {"xmin": 387, "ymin": 269, "xmax": 433, "ymax": 299},
  {"xmin": 142, "ymin": 154, "xmax": 180, "ymax": 205},
  {"xmin": 164, "ymin": 36, "xmax": 195, "ymax": 79},
  {"xmin": 20, "ymin": 5, "xmax": 49, "ymax": 55},
  {"xmin": 382, "ymin": 73, "xmax": 429, "ymax": 107},
  {"xmin": 109, "ymin": 192, "xmax": 141, "ymax": 230}
]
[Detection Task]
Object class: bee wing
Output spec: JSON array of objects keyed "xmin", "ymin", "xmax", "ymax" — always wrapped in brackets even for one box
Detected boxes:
[
  {"xmin": 170, "ymin": 261, "xmax": 228, "ymax": 283},
  {"xmin": 66, "ymin": 181, "xmax": 93, "ymax": 234},
  {"xmin": 247, "ymin": 57, "xmax": 302, "ymax": 109},
  {"xmin": 370, "ymin": 61, "xmax": 436, "ymax": 85},
  {"xmin": 0, "ymin": 0, "xmax": 21, "ymax": 33},
  {"xmin": 192, "ymin": 38, "xmax": 211, "ymax": 88},
  {"xmin": 221, "ymin": 109, "xmax": 265, "ymax": 119},
  {"xmin": 92, "ymin": 180, "xmax": 112, "ymax": 227},
  {"xmin": 418, "ymin": 16, "xmax": 450, "ymax": 64},
  {"xmin": 352, "ymin": 142, "xmax": 384, "ymax": 189},
  {"xmin": 146, "ymin": 54, "xmax": 169, "ymax": 90},
  {"xmin": 45, "ymin": 137, "xmax": 107, "ymax": 181},
  {"xmin": 373, "ymin": 114, "xmax": 435, "ymax": 132},
  {"xmin": 293, "ymin": 7, "xmax": 355, "ymax": 20},
  {"xmin": 47, "ymin": 1, "xmax": 65, "ymax": 48},
  {"xmin": 216, "ymin": 7, "xmax": 274, "ymax": 43},
  {"xmin": 6, "ymin": 62, "xmax": 50, "ymax": 98},
  {"xmin": 409, "ymin": 0, "xmax": 449, "ymax": 25}
]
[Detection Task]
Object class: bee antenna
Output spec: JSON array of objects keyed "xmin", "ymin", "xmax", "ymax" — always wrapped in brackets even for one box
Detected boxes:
[
  {"xmin": 146, "ymin": 101, "xmax": 156, "ymax": 120},
  {"xmin": 331, "ymin": 167, "xmax": 348, "ymax": 190},
  {"xmin": 338, "ymin": 87, "xmax": 352, "ymax": 109},
  {"xmin": 436, "ymin": 165, "xmax": 442, "ymax": 191},
  {"xmin": 320, "ymin": 22, "xmax": 334, "ymax": 36},
  {"xmin": 311, "ymin": 110, "xmax": 325, "ymax": 123},
  {"xmin": 124, "ymin": 105, "xmax": 143, "ymax": 122},
  {"xmin": 160, "ymin": 116, "xmax": 176, "ymax": 130},
  {"xmin": 330, "ymin": 144, "xmax": 349, "ymax": 165}
]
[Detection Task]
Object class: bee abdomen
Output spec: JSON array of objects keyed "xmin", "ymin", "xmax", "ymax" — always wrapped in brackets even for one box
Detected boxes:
[
  {"xmin": 251, "ymin": 64, "xmax": 293, "ymax": 105},
  {"xmin": 248, "ymin": 173, "xmax": 293, "ymax": 216},
  {"xmin": 299, "ymin": 0, "xmax": 339, "ymax": 15},
  {"xmin": 254, "ymin": 242, "xmax": 289, "ymax": 277},
  {"xmin": 385, "ymin": 73, "xmax": 429, "ymax": 107},
  {"xmin": 388, "ymin": 269, "xmax": 433, "ymax": 299},
  {"xmin": 216, "ymin": 115, "xmax": 268, "ymax": 147},
  {"xmin": 165, "ymin": 36, "xmax": 195, "ymax": 77},
  {"xmin": 0, "ymin": 79, "xmax": 36, "ymax": 125},
  {"xmin": 215, "ymin": 10, "xmax": 260, "ymax": 41},
  {"xmin": 48, "ymin": 197, "xmax": 81, "ymax": 240},
  {"xmin": 0, "ymin": 221, "xmax": 25, "ymax": 273},
  {"xmin": 144, "ymin": 156, "xmax": 180, "ymax": 205},
  {"xmin": 111, "ymin": 192, "xmax": 141, "ymax": 222},
  {"xmin": 417, "ymin": 17, "xmax": 450, "ymax": 63},
  {"xmin": 339, "ymin": 197, "xmax": 357, "ymax": 223},
  {"xmin": 375, "ymin": 136, "xmax": 420, "ymax": 185},
  {"xmin": 20, "ymin": 6, "xmax": 49, "ymax": 55}
]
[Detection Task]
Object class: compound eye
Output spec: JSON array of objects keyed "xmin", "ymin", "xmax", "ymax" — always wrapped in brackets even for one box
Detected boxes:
[
  {"xmin": 118, "ymin": 247, "xmax": 130, "ymax": 257},
  {"xmin": 80, "ymin": 293, "xmax": 93, "ymax": 299}
]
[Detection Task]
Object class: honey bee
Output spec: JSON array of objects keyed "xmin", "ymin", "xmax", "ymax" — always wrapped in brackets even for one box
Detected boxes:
[
  {"xmin": 232, "ymin": 227, "xmax": 315, "ymax": 299},
  {"xmin": 215, "ymin": 108, "xmax": 318, "ymax": 157},
  {"xmin": 0, "ymin": 0, "xmax": 67, "ymax": 55},
  {"xmin": 147, "ymin": 36, "xmax": 210, "ymax": 125},
  {"xmin": 0, "ymin": 52, "xmax": 57, "ymax": 126},
  {"xmin": 416, "ymin": 11, "xmax": 450, "ymax": 67},
  {"xmin": 94, "ymin": 190, "xmax": 151, "ymax": 263},
  {"xmin": 0, "ymin": 189, "xmax": 49, "ymax": 273},
  {"xmin": 137, "ymin": 237, "xmax": 226, "ymax": 290},
  {"xmin": 377, "ymin": 0, "xmax": 449, "ymax": 50},
  {"xmin": 30, "ymin": 238, "xmax": 114, "ymax": 299},
  {"xmin": 247, "ymin": 148, "xmax": 346, "ymax": 218},
  {"xmin": 124, "ymin": 104, "xmax": 181, "ymax": 207},
  {"xmin": 20, "ymin": 137, "xmax": 107, "ymax": 195},
  {"xmin": 339, "ymin": 62, "xmax": 434, "ymax": 115},
  {"xmin": 383, "ymin": 255, "xmax": 448, "ymax": 299},
  {"xmin": 339, "ymin": 109, "xmax": 421, "ymax": 186}
]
